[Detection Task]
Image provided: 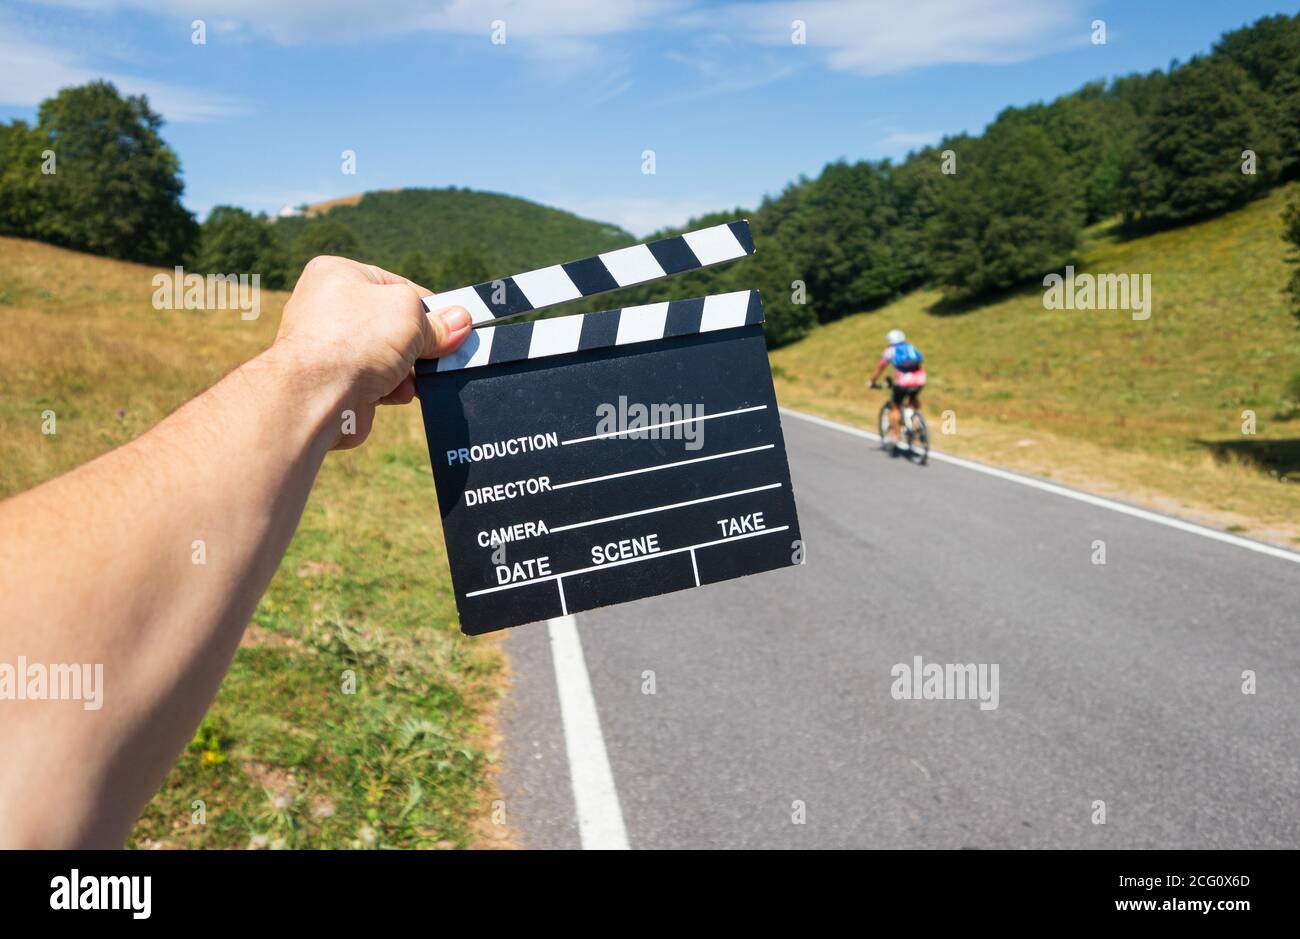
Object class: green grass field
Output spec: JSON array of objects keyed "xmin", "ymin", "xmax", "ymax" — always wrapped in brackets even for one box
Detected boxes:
[
  {"xmin": 771, "ymin": 185, "xmax": 1300, "ymax": 544},
  {"xmin": 0, "ymin": 238, "xmax": 508, "ymax": 848}
]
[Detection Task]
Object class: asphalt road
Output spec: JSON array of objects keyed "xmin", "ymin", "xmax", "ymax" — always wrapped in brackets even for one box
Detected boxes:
[{"xmin": 498, "ymin": 410, "xmax": 1300, "ymax": 849}]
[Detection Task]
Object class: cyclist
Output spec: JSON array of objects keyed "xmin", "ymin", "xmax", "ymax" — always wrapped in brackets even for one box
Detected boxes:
[{"xmin": 869, "ymin": 328, "xmax": 926, "ymax": 446}]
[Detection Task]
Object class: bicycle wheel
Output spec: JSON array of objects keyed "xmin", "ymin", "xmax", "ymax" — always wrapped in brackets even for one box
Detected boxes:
[
  {"xmin": 911, "ymin": 411, "xmax": 930, "ymax": 465},
  {"xmin": 878, "ymin": 402, "xmax": 892, "ymax": 448}
]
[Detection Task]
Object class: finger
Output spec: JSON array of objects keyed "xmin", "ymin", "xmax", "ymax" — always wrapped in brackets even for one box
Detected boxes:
[
  {"xmin": 422, "ymin": 304, "xmax": 472, "ymax": 359},
  {"xmin": 359, "ymin": 262, "xmax": 433, "ymax": 297},
  {"xmin": 379, "ymin": 373, "xmax": 416, "ymax": 406}
]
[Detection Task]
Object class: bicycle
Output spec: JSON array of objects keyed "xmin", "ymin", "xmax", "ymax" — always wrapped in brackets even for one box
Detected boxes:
[{"xmin": 870, "ymin": 377, "xmax": 929, "ymax": 465}]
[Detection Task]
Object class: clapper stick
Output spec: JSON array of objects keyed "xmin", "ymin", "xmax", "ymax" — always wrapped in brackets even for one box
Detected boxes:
[
  {"xmin": 417, "ymin": 289, "xmax": 765, "ymax": 373},
  {"xmin": 420, "ymin": 220, "xmax": 753, "ymax": 327},
  {"xmin": 414, "ymin": 218, "xmax": 801, "ymax": 634}
]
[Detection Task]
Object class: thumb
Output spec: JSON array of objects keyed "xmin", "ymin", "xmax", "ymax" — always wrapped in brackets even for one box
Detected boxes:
[{"xmin": 422, "ymin": 304, "xmax": 473, "ymax": 359}]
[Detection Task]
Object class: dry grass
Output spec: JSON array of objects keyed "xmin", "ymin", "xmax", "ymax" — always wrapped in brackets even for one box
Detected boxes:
[
  {"xmin": 771, "ymin": 186, "xmax": 1300, "ymax": 544},
  {"xmin": 0, "ymin": 237, "xmax": 510, "ymax": 848}
]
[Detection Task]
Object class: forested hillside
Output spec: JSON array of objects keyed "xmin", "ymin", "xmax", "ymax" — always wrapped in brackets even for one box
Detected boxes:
[
  {"xmin": 272, "ymin": 188, "xmax": 635, "ymax": 289},
  {"xmin": 610, "ymin": 13, "xmax": 1300, "ymax": 346}
]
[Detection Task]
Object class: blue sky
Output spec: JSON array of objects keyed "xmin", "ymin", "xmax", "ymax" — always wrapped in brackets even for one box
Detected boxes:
[{"xmin": 1, "ymin": 0, "xmax": 1295, "ymax": 235}]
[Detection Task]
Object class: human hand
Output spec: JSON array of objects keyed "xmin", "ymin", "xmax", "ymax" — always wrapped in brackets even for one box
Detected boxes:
[{"xmin": 272, "ymin": 255, "xmax": 472, "ymax": 449}]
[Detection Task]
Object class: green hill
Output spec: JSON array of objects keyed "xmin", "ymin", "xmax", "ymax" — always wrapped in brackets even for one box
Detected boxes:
[
  {"xmin": 770, "ymin": 185, "xmax": 1300, "ymax": 545},
  {"xmin": 273, "ymin": 187, "xmax": 635, "ymax": 283}
]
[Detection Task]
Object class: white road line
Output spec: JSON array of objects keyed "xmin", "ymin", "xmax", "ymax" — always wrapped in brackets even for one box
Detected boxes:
[
  {"xmin": 466, "ymin": 525, "xmax": 792, "ymax": 597},
  {"xmin": 547, "ymin": 615, "xmax": 629, "ymax": 850},
  {"xmin": 561, "ymin": 405, "xmax": 767, "ymax": 445},
  {"xmin": 557, "ymin": 577, "xmax": 568, "ymax": 616},
  {"xmin": 690, "ymin": 548, "xmax": 700, "ymax": 586},
  {"xmin": 548, "ymin": 483, "xmax": 783, "ymax": 533},
  {"xmin": 552, "ymin": 445, "xmax": 775, "ymax": 490},
  {"xmin": 780, "ymin": 406, "xmax": 1300, "ymax": 566}
]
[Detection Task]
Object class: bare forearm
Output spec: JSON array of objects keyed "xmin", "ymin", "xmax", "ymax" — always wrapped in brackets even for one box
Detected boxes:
[
  {"xmin": 0, "ymin": 344, "xmax": 340, "ymax": 846},
  {"xmin": 0, "ymin": 254, "xmax": 470, "ymax": 847}
]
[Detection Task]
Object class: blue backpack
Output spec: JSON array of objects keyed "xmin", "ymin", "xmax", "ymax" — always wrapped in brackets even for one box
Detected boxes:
[{"xmin": 892, "ymin": 341, "xmax": 923, "ymax": 372}]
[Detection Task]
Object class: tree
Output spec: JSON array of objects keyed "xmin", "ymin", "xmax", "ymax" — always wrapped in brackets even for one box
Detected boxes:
[
  {"xmin": 1119, "ymin": 57, "xmax": 1280, "ymax": 226},
  {"xmin": 927, "ymin": 122, "xmax": 1081, "ymax": 298},
  {"xmin": 1214, "ymin": 14, "xmax": 1300, "ymax": 180},
  {"xmin": 772, "ymin": 160, "xmax": 911, "ymax": 322},
  {"xmin": 32, "ymin": 81, "xmax": 197, "ymax": 263},
  {"xmin": 397, "ymin": 251, "xmax": 436, "ymax": 288},
  {"xmin": 742, "ymin": 235, "xmax": 817, "ymax": 346},
  {"xmin": 195, "ymin": 206, "xmax": 286, "ymax": 288},
  {"xmin": 436, "ymin": 249, "xmax": 490, "ymax": 291},
  {"xmin": 0, "ymin": 120, "xmax": 50, "ymax": 236},
  {"xmin": 990, "ymin": 88, "xmax": 1143, "ymax": 225},
  {"xmin": 1283, "ymin": 193, "xmax": 1300, "ymax": 323},
  {"xmin": 289, "ymin": 220, "xmax": 360, "ymax": 271}
]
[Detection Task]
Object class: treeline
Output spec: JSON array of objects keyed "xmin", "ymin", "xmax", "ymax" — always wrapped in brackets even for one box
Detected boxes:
[
  {"xmin": 270, "ymin": 188, "xmax": 633, "ymax": 282},
  {"xmin": 613, "ymin": 13, "xmax": 1300, "ymax": 345},
  {"xmin": 0, "ymin": 82, "xmax": 634, "ymax": 293},
  {"xmin": 0, "ymin": 82, "xmax": 198, "ymax": 265},
  {"xmin": 190, "ymin": 208, "xmax": 497, "ymax": 292},
  {"xmin": 3, "ymin": 15, "xmax": 1299, "ymax": 345}
]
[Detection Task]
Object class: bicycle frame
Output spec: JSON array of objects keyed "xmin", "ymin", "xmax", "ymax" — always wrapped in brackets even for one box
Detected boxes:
[{"xmin": 881, "ymin": 378, "xmax": 919, "ymax": 434}]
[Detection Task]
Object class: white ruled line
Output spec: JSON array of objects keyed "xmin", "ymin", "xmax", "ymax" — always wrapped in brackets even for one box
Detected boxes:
[
  {"xmin": 548, "ymin": 483, "xmax": 782, "ymax": 533},
  {"xmin": 548, "ymin": 614, "xmax": 629, "ymax": 850},
  {"xmin": 780, "ymin": 406, "xmax": 1300, "ymax": 567},
  {"xmin": 552, "ymin": 445, "xmax": 774, "ymax": 490},
  {"xmin": 466, "ymin": 525, "xmax": 791, "ymax": 597},
  {"xmin": 560, "ymin": 405, "xmax": 767, "ymax": 445}
]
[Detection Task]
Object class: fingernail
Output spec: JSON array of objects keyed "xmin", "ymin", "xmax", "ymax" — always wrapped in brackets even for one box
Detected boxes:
[{"xmin": 440, "ymin": 306, "xmax": 471, "ymax": 331}]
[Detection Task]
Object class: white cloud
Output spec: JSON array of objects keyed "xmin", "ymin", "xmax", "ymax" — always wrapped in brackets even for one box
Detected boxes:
[
  {"xmin": 0, "ymin": 33, "xmax": 247, "ymax": 121},
  {"xmin": 703, "ymin": 0, "xmax": 1085, "ymax": 76},
  {"xmin": 28, "ymin": 0, "xmax": 1085, "ymax": 77},
  {"xmin": 34, "ymin": 0, "xmax": 686, "ymax": 45}
]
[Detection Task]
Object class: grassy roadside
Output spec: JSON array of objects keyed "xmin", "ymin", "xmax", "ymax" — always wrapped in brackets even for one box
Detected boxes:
[
  {"xmin": 0, "ymin": 237, "xmax": 511, "ymax": 848},
  {"xmin": 770, "ymin": 186, "xmax": 1300, "ymax": 546}
]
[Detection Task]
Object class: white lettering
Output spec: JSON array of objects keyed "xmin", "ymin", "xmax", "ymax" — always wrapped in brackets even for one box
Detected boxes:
[
  {"xmin": 591, "ymin": 534, "xmax": 660, "ymax": 565},
  {"xmin": 463, "ymin": 476, "xmax": 551, "ymax": 506},
  {"xmin": 447, "ymin": 433, "xmax": 559, "ymax": 465},
  {"xmin": 494, "ymin": 556, "xmax": 552, "ymax": 583},
  {"xmin": 716, "ymin": 513, "xmax": 766, "ymax": 537},
  {"xmin": 476, "ymin": 520, "xmax": 550, "ymax": 547}
]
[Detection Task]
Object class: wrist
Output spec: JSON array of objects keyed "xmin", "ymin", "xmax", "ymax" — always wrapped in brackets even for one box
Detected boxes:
[{"xmin": 241, "ymin": 341, "xmax": 352, "ymax": 456}]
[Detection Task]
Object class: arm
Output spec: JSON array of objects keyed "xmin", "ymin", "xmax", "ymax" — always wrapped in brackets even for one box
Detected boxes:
[
  {"xmin": 869, "ymin": 358, "xmax": 888, "ymax": 385},
  {"xmin": 0, "ymin": 256, "xmax": 471, "ymax": 847}
]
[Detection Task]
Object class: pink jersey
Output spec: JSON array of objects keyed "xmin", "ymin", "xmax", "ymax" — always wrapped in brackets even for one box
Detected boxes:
[{"xmin": 880, "ymin": 347, "xmax": 926, "ymax": 388}]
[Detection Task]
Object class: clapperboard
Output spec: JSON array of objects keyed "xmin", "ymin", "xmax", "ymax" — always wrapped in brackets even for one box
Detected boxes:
[{"xmin": 414, "ymin": 221, "xmax": 803, "ymax": 634}]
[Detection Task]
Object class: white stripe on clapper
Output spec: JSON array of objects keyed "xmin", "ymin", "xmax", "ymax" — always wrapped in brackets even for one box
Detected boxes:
[
  {"xmin": 615, "ymin": 301, "xmax": 670, "ymax": 344},
  {"xmin": 548, "ymin": 615, "xmax": 630, "ymax": 850}
]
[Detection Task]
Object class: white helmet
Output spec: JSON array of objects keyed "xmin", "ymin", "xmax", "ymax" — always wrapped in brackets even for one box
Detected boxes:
[{"xmin": 887, "ymin": 329, "xmax": 906, "ymax": 345}]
